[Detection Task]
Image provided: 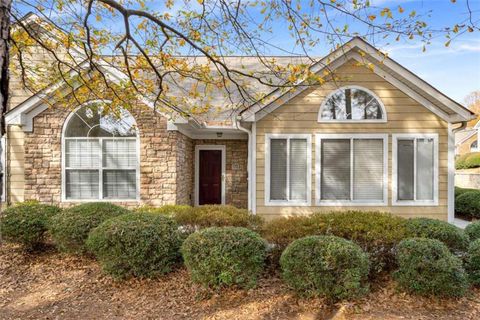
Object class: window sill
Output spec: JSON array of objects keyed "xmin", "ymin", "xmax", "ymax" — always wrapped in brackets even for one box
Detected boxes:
[
  {"xmin": 316, "ymin": 200, "xmax": 387, "ymax": 206},
  {"xmin": 265, "ymin": 200, "xmax": 311, "ymax": 207},
  {"xmin": 392, "ymin": 200, "xmax": 439, "ymax": 206},
  {"xmin": 62, "ymin": 198, "xmax": 140, "ymax": 203}
]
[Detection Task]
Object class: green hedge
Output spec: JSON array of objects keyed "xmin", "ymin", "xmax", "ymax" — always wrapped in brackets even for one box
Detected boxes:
[
  {"xmin": 263, "ymin": 211, "xmax": 407, "ymax": 273},
  {"xmin": 87, "ymin": 213, "xmax": 182, "ymax": 279},
  {"xmin": 455, "ymin": 186, "xmax": 479, "ymax": 198},
  {"xmin": 280, "ymin": 235, "xmax": 370, "ymax": 301},
  {"xmin": 181, "ymin": 227, "xmax": 266, "ymax": 289},
  {"xmin": 49, "ymin": 202, "xmax": 129, "ymax": 254},
  {"xmin": 134, "ymin": 205, "xmax": 191, "ymax": 216},
  {"xmin": 0, "ymin": 201, "xmax": 61, "ymax": 250},
  {"xmin": 394, "ymin": 238, "xmax": 469, "ymax": 297},
  {"xmin": 456, "ymin": 152, "xmax": 480, "ymax": 170},
  {"xmin": 404, "ymin": 218, "xmax": 469, "ymax": 252},
  {"xmin": 174, "ymin": 205, "xmax": 264, "ymax": 233},
  {"xmin": 466, "ymin": 221, "xmax": 480, "ymax": 241},
  {"xmin": 456, "ymin": 192, "xmax": 480, "ymax": 219},
  {"xmin": 466, "ymin": 239, "xmax": 480, "ymax": 286}
]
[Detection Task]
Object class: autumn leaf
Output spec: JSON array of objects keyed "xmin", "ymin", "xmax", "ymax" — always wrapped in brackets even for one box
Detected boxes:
[{"xmin": 368, "ymin": 15, "xmax": 376, "ymax": 21}]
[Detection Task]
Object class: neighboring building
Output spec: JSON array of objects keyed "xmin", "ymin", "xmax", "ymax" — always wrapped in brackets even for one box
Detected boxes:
[
  {"xmin": 455, "ymin": 120, "xmax": 480, "ymax": 155},
  {"xmin": 1, "ymin": 15, "xmax": 475, "ymax": 223}
]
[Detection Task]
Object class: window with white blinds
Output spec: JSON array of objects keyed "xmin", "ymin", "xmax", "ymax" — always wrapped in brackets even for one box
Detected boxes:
[
  {"xmin": 316, "ymin": 135, "xmax": 387, "ymax": 205},
  {"xmin": 63, "ymin": 104, "xmax": 139, "ymax": 201},
  {"xmin": 393, "ymin": 134, "xmax": 438, "ymax": 205},
  {"xmin": 266, "ymin": 134, "xmax": 311, "ymax": 205}
]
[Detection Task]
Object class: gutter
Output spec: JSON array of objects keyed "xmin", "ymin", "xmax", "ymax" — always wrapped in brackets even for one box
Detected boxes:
[
  {"xmin": 235, "ymin": 116, "xmax": 252, "ymax": 213},
  {"xmin": 452, "ymin": 121, "xmax": 468, "ymax": 133}
]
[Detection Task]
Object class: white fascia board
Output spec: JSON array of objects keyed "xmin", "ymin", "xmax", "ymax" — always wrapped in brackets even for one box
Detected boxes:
[
  {"xmin": 241, "ymin": 38, "xmax": 362, "ymax": 121},
  {"xmin": 356, "ymin": 39, "xmax": 474, "ymax": 121}
]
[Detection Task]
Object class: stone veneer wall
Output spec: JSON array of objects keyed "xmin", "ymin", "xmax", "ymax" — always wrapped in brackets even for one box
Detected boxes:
[
  {"xmin": 24, "ymin": 104, "xmax": 183, "ymax": 207},
  {"xmin": 22, "ymin": 104, "xmax": 248, "ymax": 208},
  {"xmin": 175, "ymin": 132, "xmax": 194, "ymax": 205},
  {"xmin": 193, "ymin": 139, "xmax": 248, "ymax": 209}
]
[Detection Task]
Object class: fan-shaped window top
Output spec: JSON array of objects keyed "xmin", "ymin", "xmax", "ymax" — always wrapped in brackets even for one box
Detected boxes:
[
  {"xmin": 318, "ymin": 86, "xmax": 386, "ymax": 122},
  {"xmin": 65, "ymin": 104, "xmax": 137, "ymax": 137}
]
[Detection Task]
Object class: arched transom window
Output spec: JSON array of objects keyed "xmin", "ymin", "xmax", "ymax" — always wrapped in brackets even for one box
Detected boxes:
[
  {"xmin": 318, "ymin": 86, "xmax": 386, "ymax": 122},
  {"xmin": 63, "ymin": 102, "xmax": 139, "ymax": 200}
]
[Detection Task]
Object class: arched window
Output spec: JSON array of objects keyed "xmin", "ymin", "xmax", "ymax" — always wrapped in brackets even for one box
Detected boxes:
[
  {"xmin": 318, "ymin": 86, "xmax": 386, "ymax": 122},
  {"xmin": 62, "ymin": 101, "xmax": 139, "ymax": 200},
  {"xmin": 471, "ymin": 140, "xmax": 478, "ymax": 152}
]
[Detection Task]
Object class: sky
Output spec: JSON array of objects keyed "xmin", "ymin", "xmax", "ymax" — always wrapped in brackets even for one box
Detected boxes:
[
  {"xmin": 252, "ymin": 0, "xmax": 480, "ymax": 104},
  {"xmin": 13, "ymin": 0, "xmax": 480, "ymax": 104},
  {"xmin": 368, "ymin": 0, "xmax": 480, "ymax": 104}
]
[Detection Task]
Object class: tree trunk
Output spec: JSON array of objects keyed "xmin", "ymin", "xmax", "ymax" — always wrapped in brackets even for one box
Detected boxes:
[
  {"xmin": 0, "ymin": 0, "xmax": 11, "ymax": 137},
  {"xmin": 0, "ymin": 0, "xmax": 10, "ymax": 245}
]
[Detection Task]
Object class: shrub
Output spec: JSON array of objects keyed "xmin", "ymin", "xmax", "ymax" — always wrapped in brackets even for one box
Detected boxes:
[
  {"xmin": 466, "ymin": 221, "xmax": 480, "ymax": 241},
  {"xmin": 181, "ymin": 227, "xmax": 266, "ymax": 289},
  {"xmin": 86, "ymin": 213, "xmax": 182, "ymax": 279},
  {"xmin": 174, "ymin": 205, "xmax": 264, "ymax": 233},
  {"xmin": 466, "ymin": 239, "xmax": 480, "ymax": 286},
  {"xmin": 134, "ymin": 204, "xmax": 191, "ymax": 216},
  {"xmin": 280, "ymin": 235, "xmax": 370, "ymax": 301},
  {"xmin": 49, "ymin": 202, "xmax": 129, "ymax": 254},
  {"xmin": 456, "ymin": 192, "xmax": 480, "ymax": 219},
  {"xmin": 456, "ymin": 152, "xmax": 480, "ymax": 170},
  {"xmin": 0, "ymin": 201, "xmax": 61, "ymax": 250},
  {"xmin": 455, "ymin": 186, "xmax": 479, "ymax": 198},
  {"xmin": 394, "ymin": 238, "xmax": 469, "ymax": 297},
  {"xmin": 405, "ymin": 218, "xmax": 469, "ymax": 252},
  {"xmin": 263, "ymin": 211, "xmax": 407, "ymax": 273}
]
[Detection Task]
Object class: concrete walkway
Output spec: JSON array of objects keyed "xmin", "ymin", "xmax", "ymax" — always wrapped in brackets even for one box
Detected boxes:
[{"xmin": 453, "ymin": 218, "xmax": 470, "ymax": 229}]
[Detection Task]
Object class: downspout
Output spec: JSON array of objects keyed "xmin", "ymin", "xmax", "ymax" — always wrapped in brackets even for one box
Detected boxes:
[
  {"xmin": 236, "ymin": 116, "xmax": 252, "ymax": 213},
  {"xmin": 448, "ymin": 121, "xmax": 467, "ymax": 223}
]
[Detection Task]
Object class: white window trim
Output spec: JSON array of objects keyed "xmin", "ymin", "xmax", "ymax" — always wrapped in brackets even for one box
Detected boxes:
[
  {"xmin": 392, "ymin": 133, "xmax": 439, "ymax": 206},
  {"xmin": 317, "ymin": 85, "xmax": 388, "ymax": 123},
  {"xmin": 315, "ymin": 134, "xmax": 388, "ymax": 206},
  {"xmin": 265, "ymin": 133, "xmax": 312, "ymax": 206},
  {"xmin": 61, "ymin": 103, "xmax": 141, "ymax": 202},
  {"xmin": 194, "ymin": 145, "xmax": 226, "ymax": 206}
]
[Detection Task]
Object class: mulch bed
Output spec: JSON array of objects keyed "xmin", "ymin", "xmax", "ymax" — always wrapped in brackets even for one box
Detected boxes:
[{"xmin": 1, "ymin": 243, "xmax": 480, "ymax": 320}]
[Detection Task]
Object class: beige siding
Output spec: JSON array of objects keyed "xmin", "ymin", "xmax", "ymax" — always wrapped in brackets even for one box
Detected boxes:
[
  {"xmin": 255, "ymin": 61, "xmax": 449, "ymax": 221},
  {"xmin": 6, "ymin": 126, "xmax": 25, "ymax": 203}
]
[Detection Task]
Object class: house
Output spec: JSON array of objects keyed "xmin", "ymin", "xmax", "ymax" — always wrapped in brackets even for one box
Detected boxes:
[
  {"xmin": 455, "ymin": 120, "xmax": 480, "ymax": 155},
  {"xmin": 1, "ymin": 14, "xmax": 475, "ymax": 223}
]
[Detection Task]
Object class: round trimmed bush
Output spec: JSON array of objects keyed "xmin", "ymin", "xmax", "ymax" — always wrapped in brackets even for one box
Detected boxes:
[
  {"xmin": 456, "ymin": 192, "xmax": 480, "ymax": 219},
  {"xmin": 280, "ymin": 235, "xmax": 370, "ymax": 301},
  {"xmin": 465, "ymin": 221, "xmax": 480, "ymax": 242},
  {"xmin": 86, "ymin": 213, "xmax": 182, "ymax": 279},
  {"xmin": 181, "ymin": 227, "xmax": 267, "ymax": 289},
  {"xmin": 0, "ymin": 201, "xmax": 61, "ymax": 250},
  {"xmin": 466, "ymin": 239, "xmax": 480, "ymax": 286},
  {"xmin": 394, "ymin": 238, "xmax": 469, "ymax": 297},
  {"xmin": 49, "ymin": 202, "xmax": 129, "ymax": 254},
  {"xmin": 405, "ymin": 218, "xmax": 469, "ymax": 252}
]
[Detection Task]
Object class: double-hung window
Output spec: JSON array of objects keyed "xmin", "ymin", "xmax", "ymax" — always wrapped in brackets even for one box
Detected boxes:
[
  {"xmin": 393, "ymin": 134, "xmax": 438, "ymax": 205},
  {"xmin": 315, "ymin": 134, "xmax": 388, "ymax": 205},
  {"xmin": 63, "ymin": 103, "xmax": 139, "ymax": 201},
  {"xmin": 265, "ymin": 134, "xmax": 311, "ymax": 205}
]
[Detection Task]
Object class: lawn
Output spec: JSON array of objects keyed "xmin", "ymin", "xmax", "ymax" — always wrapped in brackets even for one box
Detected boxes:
[{"xmin": 1, "ymin": 243, "xmax": 479, "ymax": 320}]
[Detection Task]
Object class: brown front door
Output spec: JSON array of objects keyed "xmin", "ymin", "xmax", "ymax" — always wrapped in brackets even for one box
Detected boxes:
[{"xmin": 198, "ymin": 149, "xmax": 222, "ymax": 205}]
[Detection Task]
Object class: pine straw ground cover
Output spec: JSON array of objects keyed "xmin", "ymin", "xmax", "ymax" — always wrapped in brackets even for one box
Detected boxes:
[{"xmin": 1, "ymin": 243, "xmax": 480, "ymax": 320}]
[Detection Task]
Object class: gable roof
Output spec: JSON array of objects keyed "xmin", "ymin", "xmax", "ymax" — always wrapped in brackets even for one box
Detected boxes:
[
  {"xmin": 239, "ymin": 37, "xmax": 475, "ymax": 124},
  {"xmin": 6, "ymin": 15, "xmax": 475, "ymax": 132}
]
